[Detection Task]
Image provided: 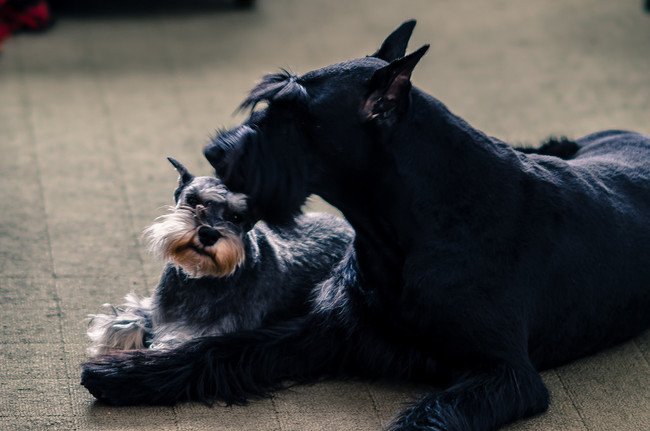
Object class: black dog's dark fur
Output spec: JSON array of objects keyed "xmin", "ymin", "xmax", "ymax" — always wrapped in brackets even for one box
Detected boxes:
[
  {"xmin": 82, "ymin": 21, "xmax": 650, "ymax": 430},
  {"xmin": 518, "ymin": 137, "xmax": 579, "ymax": 159}
]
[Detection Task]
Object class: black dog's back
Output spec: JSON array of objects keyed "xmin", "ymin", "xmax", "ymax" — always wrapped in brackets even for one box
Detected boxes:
[
  {"xmin": 574, "ymin": 129, "xmax": 650, "ymax": 161},
  {"xmin": 517, "ymin": 130, "xmax": 650, "ymax": 368}
]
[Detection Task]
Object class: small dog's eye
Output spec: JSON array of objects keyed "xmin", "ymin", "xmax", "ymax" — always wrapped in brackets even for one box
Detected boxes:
[
  {"xmin": 186, "ymin": 195, "xmax": 201, "ymax": 207},
  {"xmin": 228, "ymin": 212, "xmax": 243, "ymax": 223}
]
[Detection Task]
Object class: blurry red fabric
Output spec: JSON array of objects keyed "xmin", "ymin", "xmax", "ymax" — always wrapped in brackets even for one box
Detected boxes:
[{"xmin": 0, "ymin": 1, "xmax": 51, "ymax": 51}]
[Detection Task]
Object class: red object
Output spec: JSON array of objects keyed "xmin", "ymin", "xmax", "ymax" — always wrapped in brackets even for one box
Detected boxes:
[{"xmin": 0, "ymin": 1, "xmax": 51, "ymax": 51}]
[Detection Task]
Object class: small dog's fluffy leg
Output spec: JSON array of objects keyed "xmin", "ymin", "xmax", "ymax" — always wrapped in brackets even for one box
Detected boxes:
[{"xmin": 87, "ymin": 293, "xmax": 154, "ymax": 356}]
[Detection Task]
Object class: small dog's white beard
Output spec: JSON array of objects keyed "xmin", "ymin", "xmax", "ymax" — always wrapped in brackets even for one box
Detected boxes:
[
  {"xmin": 170, "ymin": 233, "xmax": 246, "ymax": 278},
  {"xmin": 143, "ymin": 207, "xmax": 196, "ymax": 261},
  {"xmin": 143, "ymin": 207, "xmax": 246, "ymax": 278}
]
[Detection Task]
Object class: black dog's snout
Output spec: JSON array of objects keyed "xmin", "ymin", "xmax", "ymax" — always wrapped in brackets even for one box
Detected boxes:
[
  {"xmin": 204, "ymin": 125, "xmax": 257, "ymax": 188},
  {"xmin": 198, "ymin": 227, "xmax": 221, "ymax": 247},
  {"xmin": 203, "ymin": 143, "xmax": 226, "ymax": 169}
]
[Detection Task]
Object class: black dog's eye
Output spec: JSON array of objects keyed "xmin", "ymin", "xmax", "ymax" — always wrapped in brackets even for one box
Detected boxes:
[
  {"xmin": 186, "ymin": 195, "xmax": 201, "ymax": 208},
  {"xmin": 227, "ymin": 212, "xmax": 243, "ymax": 223}
]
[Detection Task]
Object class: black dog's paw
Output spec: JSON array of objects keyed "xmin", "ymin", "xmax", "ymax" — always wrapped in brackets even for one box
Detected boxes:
[
  {"xmin": 388, "ymin": 392, "xmax": 471, "ymax": 431},
  {"xmin": 80, "ymin": 351, "xmax": 182, "ymax": 406},
  {"xmin": 81, "ymin": 362, "xmax": 128, "ymax": 406},
  {"xmin": 387, "ymin": 365, "xmax": 549, "ymax": 431}
]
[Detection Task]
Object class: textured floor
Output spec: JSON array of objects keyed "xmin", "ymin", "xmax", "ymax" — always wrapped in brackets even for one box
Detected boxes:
[{"xmin": 1, "ymin": 1, "xmax": 650, "ymax": 430}]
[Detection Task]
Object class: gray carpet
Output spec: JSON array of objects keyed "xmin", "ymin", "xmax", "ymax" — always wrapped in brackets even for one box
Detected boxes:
[{"xmin": 1, "ymin": 0, "xmax": 650, "ymax": 429}]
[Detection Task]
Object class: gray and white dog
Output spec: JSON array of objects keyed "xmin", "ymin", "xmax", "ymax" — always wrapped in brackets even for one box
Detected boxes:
[{"xmin": 87, "ymin": 158, "xmax": 354, "ymax": 355}]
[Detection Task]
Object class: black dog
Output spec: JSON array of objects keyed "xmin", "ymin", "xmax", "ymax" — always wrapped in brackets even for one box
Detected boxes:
[
  {"xmin": 81, "ymin": 21, "xmax": 650, "ymax": 430},
  {"xmin": 87, "ymin": 158, "xmax": 353, "ymax": 355}
]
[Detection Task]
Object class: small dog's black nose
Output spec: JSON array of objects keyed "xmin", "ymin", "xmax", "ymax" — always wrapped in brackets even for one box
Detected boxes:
[{"xmin": 198, "ymin": 227, "xmax": 221, "ymax": 247}]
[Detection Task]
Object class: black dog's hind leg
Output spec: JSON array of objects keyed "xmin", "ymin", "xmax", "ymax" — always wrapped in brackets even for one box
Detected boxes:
[
  {"xmin": 389, "ymin": 360, "xmax": 549, "ymax": 431},
  {"xmin": 81, "ymin": 314, "xmax": 347, "ymax": 406}
]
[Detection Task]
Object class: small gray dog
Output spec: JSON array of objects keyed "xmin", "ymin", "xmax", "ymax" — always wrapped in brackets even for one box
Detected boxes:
[{"xmin": 87, "ymin": 158, "xmax": 354, "ymax": 355}]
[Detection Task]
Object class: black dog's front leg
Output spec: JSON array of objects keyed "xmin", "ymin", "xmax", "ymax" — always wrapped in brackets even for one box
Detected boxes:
[
  {"xmin": 81, "ymin": 314, "xmax": 346, "ymax": 406},
  {"xmin": 388, "ymin": 361, "xmax": 549, "ymax": 431}
]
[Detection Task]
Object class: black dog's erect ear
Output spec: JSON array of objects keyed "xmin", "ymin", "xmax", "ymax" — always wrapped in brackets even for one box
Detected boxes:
[
  {"xmin": 167, "ymin": 157, "xmax": 194, "ymax": 188},
  {"xmin": 370, "ymin": 20, "xmax": 417, "ymax": 62},
  {"xmin": 362, "ymin": 44, "xmax": 429, "ymax": 123}
]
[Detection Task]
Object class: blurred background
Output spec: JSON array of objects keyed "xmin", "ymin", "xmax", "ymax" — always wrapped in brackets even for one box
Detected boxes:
[{"xmin": 1, "ymin": 1, "xmax": 650, "ymax": 430}]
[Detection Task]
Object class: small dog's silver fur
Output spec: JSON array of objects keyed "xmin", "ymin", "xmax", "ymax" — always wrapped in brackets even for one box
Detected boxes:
[{"xmin": 87, "ymin": 158, "xmax": 354, "ymax": 356}]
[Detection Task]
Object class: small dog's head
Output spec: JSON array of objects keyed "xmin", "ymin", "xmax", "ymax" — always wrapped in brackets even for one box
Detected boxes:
[
  {"xmin": 204, "ymin": 20, "xmax": 428, "ymax": 223},
  {"xmin": 144, "ymin": 158, "xmax": 256, "ymax": 278}
]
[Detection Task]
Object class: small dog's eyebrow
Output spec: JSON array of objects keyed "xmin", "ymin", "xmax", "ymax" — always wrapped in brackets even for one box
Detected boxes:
[
  {"xmin": 195, "ymin": 187, "xmax": 228, "ymax": 203},
  {"xmin": 227, "ymin": 193, "xmax": 248, "ymax": 213}
]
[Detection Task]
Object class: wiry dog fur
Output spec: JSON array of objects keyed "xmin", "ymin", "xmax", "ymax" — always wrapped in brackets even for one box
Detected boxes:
[
  {"xmin": 82, "ymin": 22, "xmax": 650, "ymax": 431},
  {"xmin": 87, "ymin": 158, "xmax": 354, "ymax": 355}
]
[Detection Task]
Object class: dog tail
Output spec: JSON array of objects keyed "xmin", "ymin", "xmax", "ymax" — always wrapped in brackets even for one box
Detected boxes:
[
  {"xmin": 517, "ymin": 137, "xmax": 580, "ymax": 160},
  {"xmin": 81, "ymin": 315, "xmax": 343, "ymax": 406}
]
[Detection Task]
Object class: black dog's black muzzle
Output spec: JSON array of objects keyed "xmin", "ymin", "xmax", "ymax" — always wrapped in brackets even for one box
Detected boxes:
[
  {"xmin": 205, "ymin": 120, "xmax": 309, "ymax": 225},
  {"xmin": 205, "ymin": 125, "xmax": 269, "ymax": 223},
  {"xmin": 205, "ymin": 125, "xmax": 257, "ymax": 194}
]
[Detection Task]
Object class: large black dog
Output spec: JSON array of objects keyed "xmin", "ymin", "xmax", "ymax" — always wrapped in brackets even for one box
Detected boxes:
[{"xmin": 82, "ymin": 21, "xmax": 650, "ymax": 430}]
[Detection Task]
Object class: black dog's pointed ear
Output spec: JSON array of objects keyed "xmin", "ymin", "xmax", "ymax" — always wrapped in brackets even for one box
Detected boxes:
[
  {"xmin": 370, "ymin": 20, "xmax": 417, "ymax": 62},
  {"xmin": 167, "ymin": 157, "xmax": 194, "ymax": 187},
  {"xmin": 362, "ymin": 44, "xmax": 429, "ymax": 123}
]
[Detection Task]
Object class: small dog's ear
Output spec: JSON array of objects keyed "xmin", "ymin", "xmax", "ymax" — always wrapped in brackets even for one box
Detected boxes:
[
  {"xmin": 370, "ymin": 20, "xmax": 417, "ymax": 62},
  {"xmin": 167, "ymin": 157, "xmax": 194, "ymax": 187},
  {"xmin": 362, "ymin": 44, "xmax": 429, "ymax": 124}
]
